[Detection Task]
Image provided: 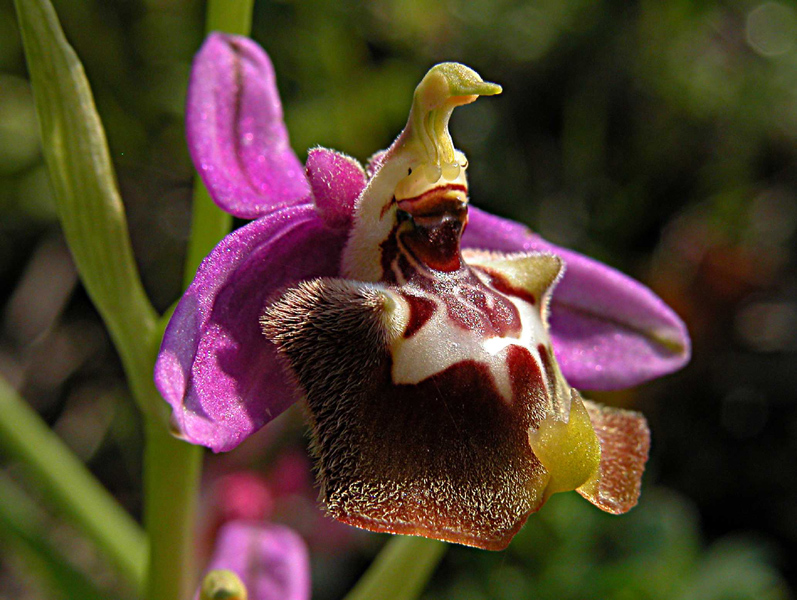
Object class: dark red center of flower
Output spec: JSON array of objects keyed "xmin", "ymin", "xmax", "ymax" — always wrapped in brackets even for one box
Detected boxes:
[{"xmin": 380, "ymin": 186, "xmax": 522, "ymax": 339}]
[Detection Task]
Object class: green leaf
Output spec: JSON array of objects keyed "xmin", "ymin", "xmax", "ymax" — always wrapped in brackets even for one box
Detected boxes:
[
  {"xmin": 0, "ymin": 472, "xmax": 115, "ymax": 600},
  {"xmin": 0, "ymin": 376, "xmax": 147, "ymax": 593},
  {"xmin": 13, "ymin": 0, "xmax": 163, "ymax": 422}
]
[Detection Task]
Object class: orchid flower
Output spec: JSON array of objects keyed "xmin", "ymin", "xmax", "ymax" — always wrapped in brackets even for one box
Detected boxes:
[
  {"xmin": 156, "ymin": 33, "xmax": 690, "ymax": 550},
  {"xmin": 197, "ymin": 521, "xmax": 310, "ymax": 600}
]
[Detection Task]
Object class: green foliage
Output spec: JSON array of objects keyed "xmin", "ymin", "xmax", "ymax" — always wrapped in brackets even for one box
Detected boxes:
[
  {"xmin": 0, "ymin": 375, "xmax": 146, "ymax": 592},
  {"xmin": 0, "ymin": 473, "xmax": 113, "ymax": 600},
  {"xmin": 13, "ymin": 0, "xmax": 162, "ymax": 423},
  {"xmin": 424, "ymin": 491, "xmax": 788, "ymax": 600},
  {"xmin": 1, "ymin": 0, "xmax": 796, "ymax": 598}
]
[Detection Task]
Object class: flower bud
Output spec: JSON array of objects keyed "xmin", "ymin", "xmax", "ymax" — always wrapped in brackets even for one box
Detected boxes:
[{"xmin": 199, "ymin": 569, "xmax": 248, "ymax": 600}]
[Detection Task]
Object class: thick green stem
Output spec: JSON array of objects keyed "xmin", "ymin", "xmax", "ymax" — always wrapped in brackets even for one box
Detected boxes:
[
  {"xmin": 344, "ymin": 536, "xmax": 448, "ymax": 600},
  {"xmin": 144, "ymin": 425, "xmax": 203, "ymax": 600},
  {"xmin": 146, "ymin": 2, "xmax": 256, "ymax": 599},
  {"xmin": 184, "ymin": 185, "xmax": 233, "ymax": 289},
  {"xmin": 0, "ymin": 376, "xmax": 147, "ymax": 592},
  {"xmin": 206, "ymin": 0, "xmax": 255, "ymax": 36}
]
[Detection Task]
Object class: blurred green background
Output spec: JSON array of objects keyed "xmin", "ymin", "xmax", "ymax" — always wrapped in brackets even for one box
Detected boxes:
[{"xmin": 1, "ymin": 0, "xmax": 796, "ymax": 598}]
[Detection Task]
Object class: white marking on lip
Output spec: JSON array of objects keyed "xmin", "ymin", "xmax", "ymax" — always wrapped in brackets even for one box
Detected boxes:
[{"xmin": 389, "ymin": 284, "xmax": 551, "ymax": 405}]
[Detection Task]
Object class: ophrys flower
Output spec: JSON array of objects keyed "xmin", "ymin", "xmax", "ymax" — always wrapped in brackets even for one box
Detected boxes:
[{"xmin": 156, "ymin": 33, "xmax": 689, "ymax": 550}]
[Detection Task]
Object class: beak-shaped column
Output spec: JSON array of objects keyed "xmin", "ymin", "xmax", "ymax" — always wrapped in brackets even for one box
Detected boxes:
[{"xmin": 342, "ymin": 63, "xmax": 502, "ymax": 282}]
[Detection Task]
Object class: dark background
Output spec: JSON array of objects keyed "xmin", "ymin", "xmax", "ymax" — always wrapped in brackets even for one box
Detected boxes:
[{"xmin": 1, "ymin": 0, "xmax": 795, "ymax": 598}]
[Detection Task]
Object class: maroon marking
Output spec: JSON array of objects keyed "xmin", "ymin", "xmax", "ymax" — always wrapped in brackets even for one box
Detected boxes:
[
  {"xmin": 321, "ymin": 357, "xmax": 551, "ymax": 549},
  {"xmin": 486, "ymin": 270, "xmax": 536, "ymax": 305},
  {"xmin": 537, "ymin": 344, "xmax": 557, "ymax": 393},
  {"xmin": 379, "ymin": 200, "xmax": 524, "ymax": 339},
  {"xmin": 379, "ymin": 223, "xmax": 401, "ymax": 284},
  {"xmin": 435, "ymin": 269, "xmax": 522, "ymax": 338},
  {"xmin": 397, "ymin": 253, "xmax": 414, "ymax": 282},
  {"xmin": 380, "ymin": 196, "xmax": 396, "ymax": 219},
  {"xmin": 398, "ymin": 215, "xmax": 464, "ymax": 272},
  {"xmin": 401, "ymin": 292, "xmax": 437, "ymax": 338},
  {"xmin": 507, "ymin": 345, "xmax": 548, "ymax": 427}
]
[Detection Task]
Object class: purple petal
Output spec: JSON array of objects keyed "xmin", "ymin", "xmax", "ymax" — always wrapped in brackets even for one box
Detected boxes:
[
  {"xmin": 186, "ymin": 33, "xmax": 310, "ymax": 219},
  {"xmin": 201, "ymin": 522, "xmax": 310, "ymax": 600},
  {"xmin": 306, "ymin": 147, "xmax": 366, "ymax": 231},
  {"xmin": 155, "ymin": 205, "xmax": 346, "ymax": 452},
  {"xmin": 463, "ymin": 207, "xmax": 690, "ymax": 389}
]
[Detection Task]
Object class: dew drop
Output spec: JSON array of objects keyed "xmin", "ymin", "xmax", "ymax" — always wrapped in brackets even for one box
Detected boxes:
[{"xmin": 442, "ymin": 162, "xmax": 461, "ymax": 181}]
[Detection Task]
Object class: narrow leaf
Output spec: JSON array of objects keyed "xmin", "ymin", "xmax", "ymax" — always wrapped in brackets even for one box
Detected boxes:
[
  {"xmin": 0, "ymin": 473, "xmax": 113, "ymax": 600},
  {"xmin": 0, "ymin": 376, "xmax": 147, "ymax": 592},
  {"xmin": 14, "ymin": 0, "xmax": 162, "ymax": 420}
]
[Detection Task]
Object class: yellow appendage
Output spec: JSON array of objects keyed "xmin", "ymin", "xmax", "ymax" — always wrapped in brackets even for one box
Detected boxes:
[{"xmin": 528, "ymin": 395, "xmax": 601, "ymax": 500}]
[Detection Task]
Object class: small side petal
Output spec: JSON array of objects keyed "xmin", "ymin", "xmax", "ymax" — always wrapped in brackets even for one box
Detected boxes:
[
  {"xmin": 200, "ymin": 522, "xmax": 310, "ymax": 600},
  {"xmin": 187, "ymin": 33, "xmax": 310, "ymax": 219},
  {"xmin": 463, "ymin": 207, "xmax": 691, "ymax": 389},
  {"xmin": 155, "ymin": 204, "xmax": 346, "ymax": 452},
  {"xmin": 306, "ymin": 147, "xmax": 366, "ymax": 230},
  {"xmin": 577, "ymin": 400, "xmax": 650, "ymax": 514}
]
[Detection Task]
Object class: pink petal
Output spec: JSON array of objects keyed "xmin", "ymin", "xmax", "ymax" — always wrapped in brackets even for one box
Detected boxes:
[
  {"xmin": 306, "ymin": 147, "xmax": 366, "ymax": 231},
  {"xmin": 200, "ymin": 522, "xmax": 310, "ymax": 600},
  {"xmin": 463, "ymin": 207, "xmax": 690, "ymax": 389},
  {"xmin": 186, "ymin": 33, "xmax": 310, "ymax": 219},
  {"xmin": 155, "ymin": 205, "xmax": 346, "ymax": 452}
]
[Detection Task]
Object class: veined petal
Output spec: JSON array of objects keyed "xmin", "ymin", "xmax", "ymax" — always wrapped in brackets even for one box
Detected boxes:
[
  {"xmin": 577, "ymin": 400, "xmax": 650, "ymax": 514},
  {"xmin": 199, "ymin": 522, "xmax": 310, "ymax": 600},
  {"xmin": 306, "ymin": 147, "xmax": 366, "ymax": 231},
  {"xmin": 463, "ymin": 207, "xmax": 691, "ymax": 389},
  {"xmin": 155, "ymin": 204, "xmax": 346, "ymax": 452},
  {"xmin": 186, "ymin": 33, "xmax": 310, "ymax": 219}
]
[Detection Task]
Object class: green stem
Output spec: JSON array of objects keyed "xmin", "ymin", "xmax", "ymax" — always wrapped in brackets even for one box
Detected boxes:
[
  {"xmin": 184, "ymin": 185, "xmax": 233, "ymax": 289},
  {"xmin": 0, "ymin": 376, "xmax": 147, "ymax": 592},
  {"xmin": 344, "ymin": 537, "xmax": 448, "ymax": 600},
  {"xmin": 145, "ymin": 2, "xmax": 256, "ymax": 598},
  {"xmin": 206, "ymin": 0, "xmax": 255, "ymax": 36},
  {"xmin": 143, "ymin": 425, "xmax": 203, "ymax": 600}
]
